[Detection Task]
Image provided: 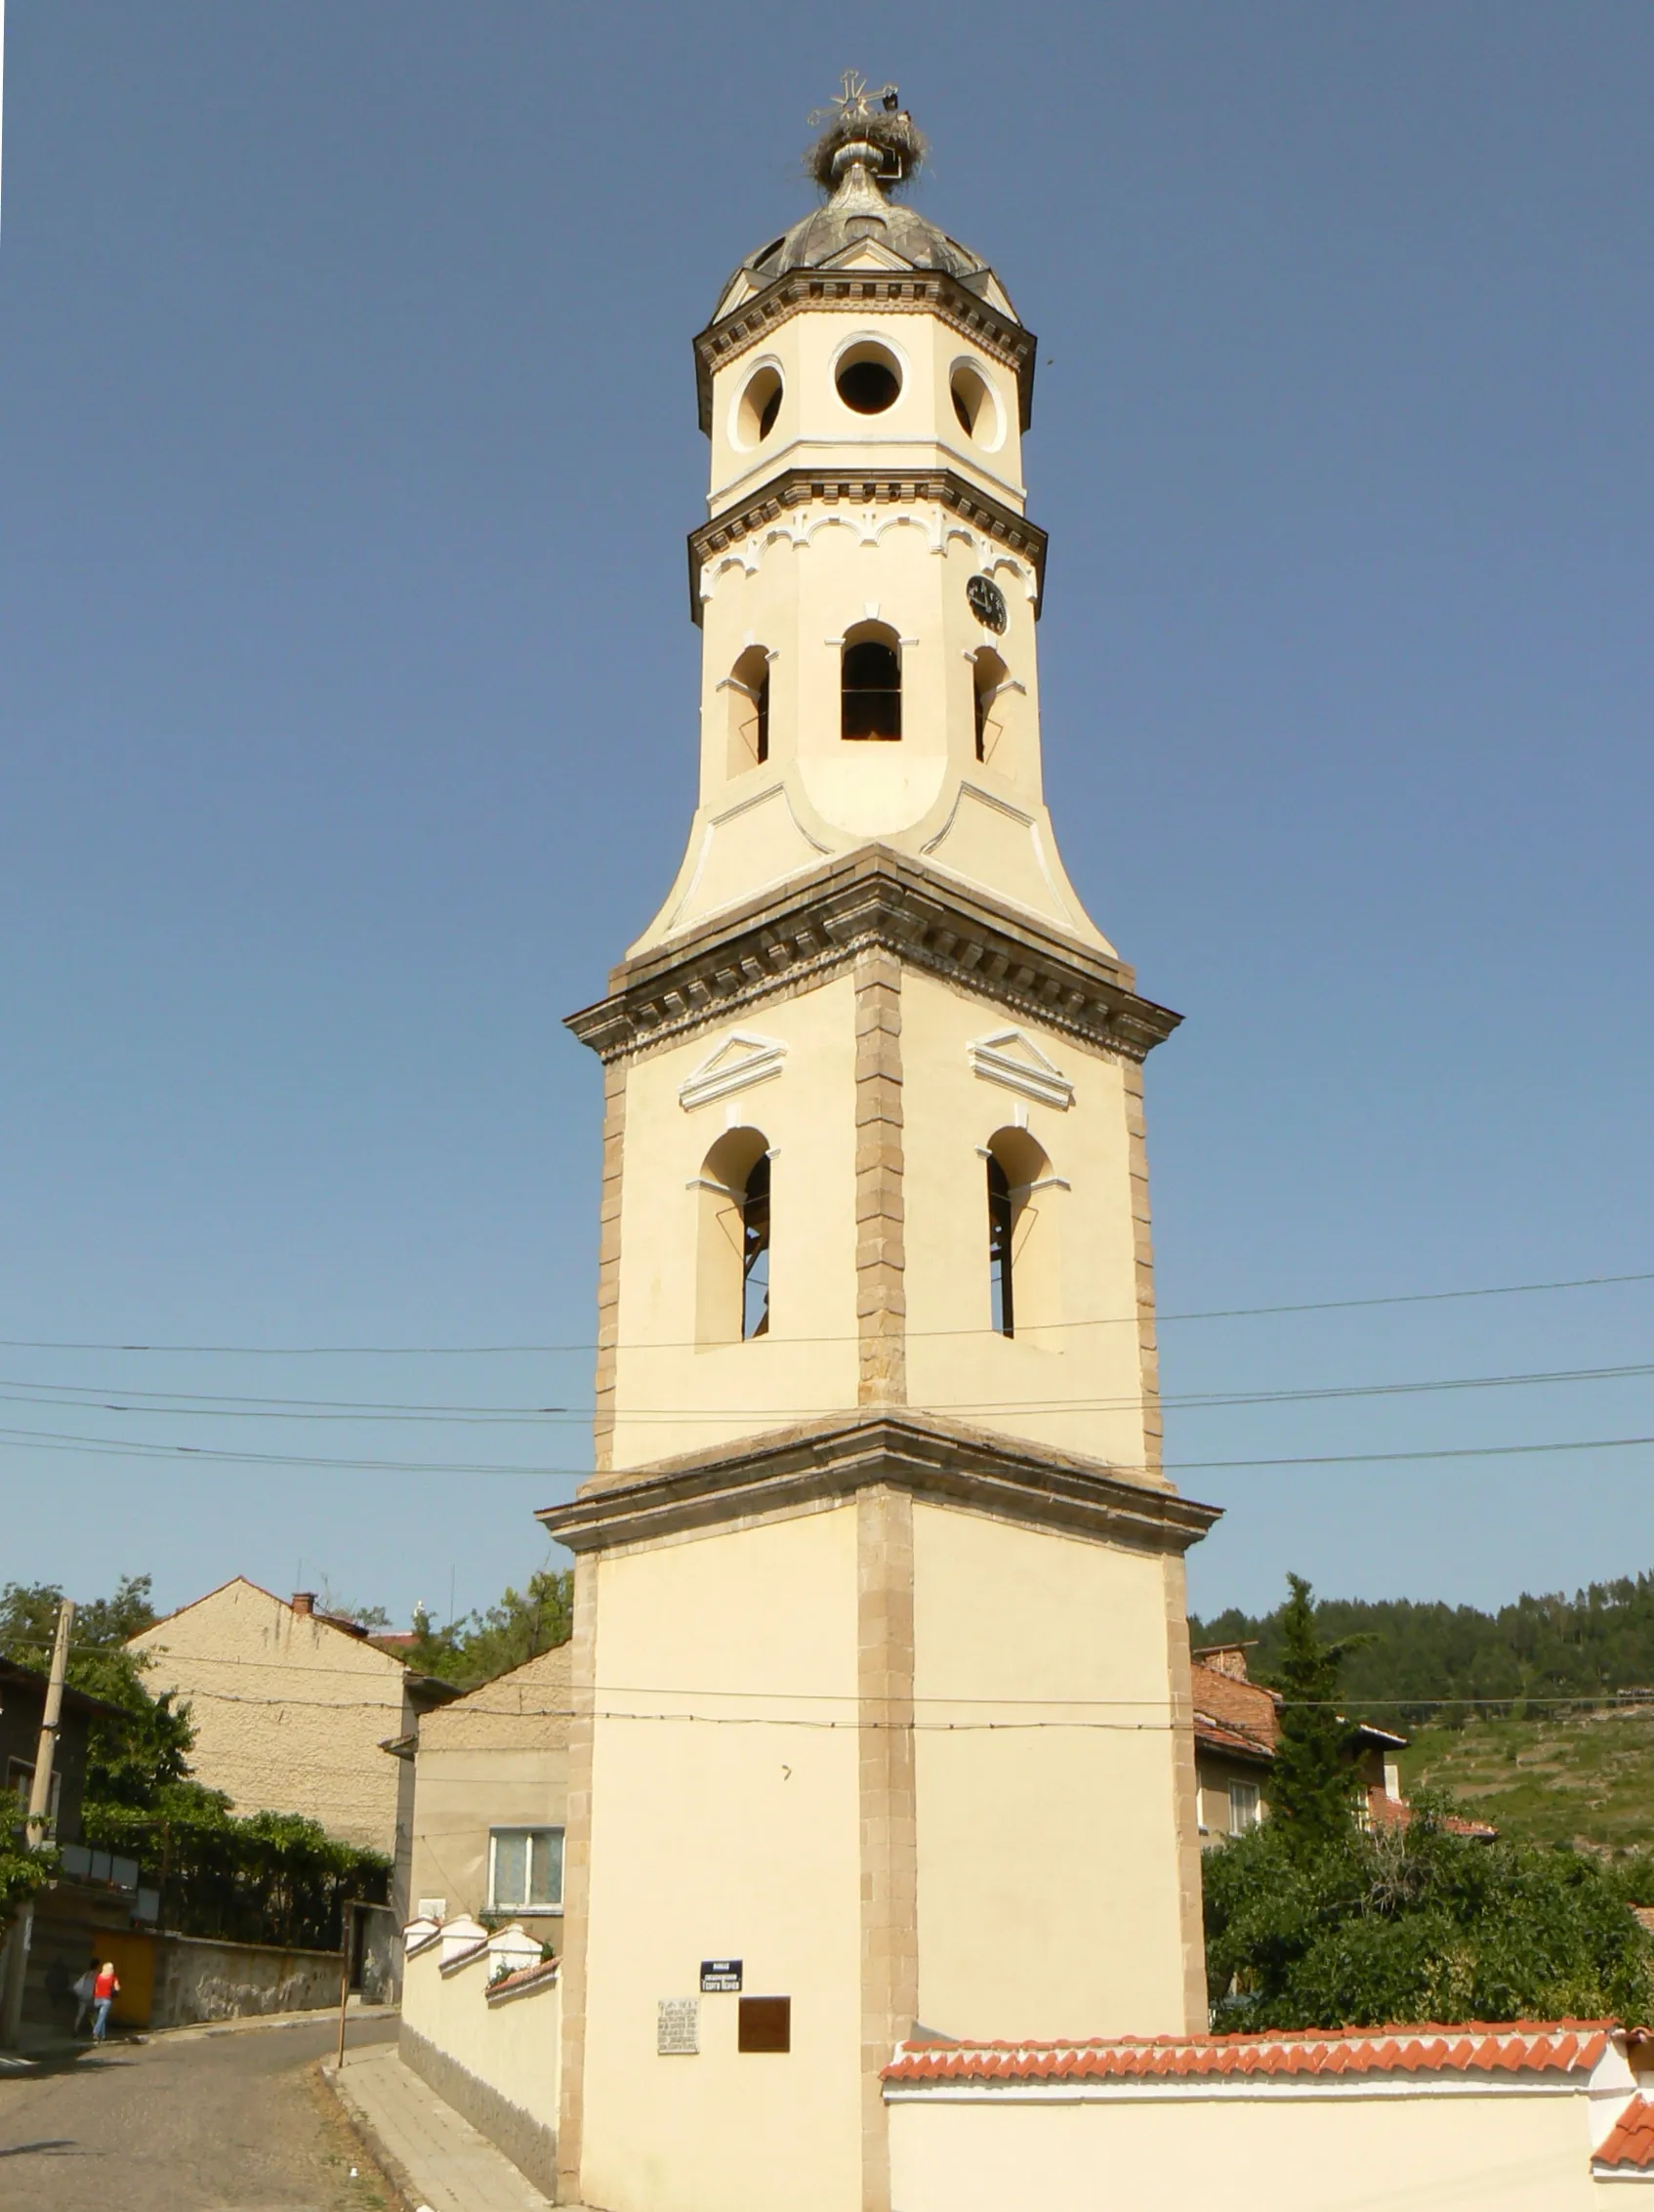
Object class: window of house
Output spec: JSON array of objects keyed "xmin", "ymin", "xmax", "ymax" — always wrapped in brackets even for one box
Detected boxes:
[
  {"xmin": 489, "ymin": 1826, "xmax": 564, "ymax": 1914},
  {"xmin": 1228, "ymin": 1780, "xmax": 1260, "ymax": 1834},
  {"xmin": 841, "ymin": 628, "xmax": 902, "ymax": 740},
  {"xmin": 6, "ymin": 1758, "xmax": 61, "ymax": 1827}
]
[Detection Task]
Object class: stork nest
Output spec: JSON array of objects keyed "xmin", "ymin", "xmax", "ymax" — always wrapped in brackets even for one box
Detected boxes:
[{"xmin": 805, "ymin": 104, "xmax": 929, "ymax": 195}]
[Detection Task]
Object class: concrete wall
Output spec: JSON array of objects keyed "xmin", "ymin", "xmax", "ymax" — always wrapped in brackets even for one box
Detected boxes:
[
  {"xmin": 912, "ymin": 1501, "xmax": 1195, "ymax": 2042},
  {"xmin": 886, "ymin": 2084, "xmax": 1635, "ymax": 2212},
  {"xmin": 129, "ymin": 1579, "xmax": 413, "ymax": 1855},
  {"xmin": 578, "ymin": 1505, "xmax": 865, "ymax": 2212},
  {"xmin": 399, "ymin": 1936, "xmax": 560, "ymax": 2198}
]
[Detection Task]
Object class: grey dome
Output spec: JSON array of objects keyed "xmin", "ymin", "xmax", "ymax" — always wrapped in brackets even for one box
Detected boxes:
[{"xmin": 715, "ymin": 155, "xmax": 1013, "ymax": 324}]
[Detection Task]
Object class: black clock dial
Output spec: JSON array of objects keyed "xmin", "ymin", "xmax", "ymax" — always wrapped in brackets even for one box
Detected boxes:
[{"xmin": 967, "ymin": 573, "xmax": 1008, "ymax": 634}]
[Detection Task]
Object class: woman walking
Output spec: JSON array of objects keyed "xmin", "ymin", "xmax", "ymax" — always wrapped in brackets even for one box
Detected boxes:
[{"xmin": 91, "ymin": 1960, "xmax": 119, "ymax": 2041}]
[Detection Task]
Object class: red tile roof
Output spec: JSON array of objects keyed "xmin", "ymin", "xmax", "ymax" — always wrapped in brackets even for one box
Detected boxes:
[
  {"xmin": 1596, "ymin": 2095, "xmax": 1654, "ymax": 2171},
  {"xmin": 485, "ymin": 1958, "xmax": 559, "ymax": 2004},
  {"xmin": 1193, "ymin": 1715, "xmax": 1274, "ymax": 1761},
  {"xmin": 1190, "ymin": 1657, "xmax": 1280, "ymax": 1749},
  {"xmin": 884, "ymin": 2021, "xmax": 1617, "ymax": 2085}
]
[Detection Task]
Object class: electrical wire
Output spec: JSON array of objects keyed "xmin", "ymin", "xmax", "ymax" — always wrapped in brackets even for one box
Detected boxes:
[
  {"xmin": 3, "ymin": 1355, "xmax": 1653, "ymax": 1424},
  {"xmin": 0, "ymin": 1266, "xmax": 1648, "ymax": 1356},
  {"xmin": 2, "ymin": 1421, "xmax": 1653, "ymax": 1480}
]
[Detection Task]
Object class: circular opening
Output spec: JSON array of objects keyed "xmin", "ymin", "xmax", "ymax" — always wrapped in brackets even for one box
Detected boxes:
[
  {"xmin": 734, "ymin": 364, "xmax": 784, "ymax": 448},
  {"xmin": 836, "ymin": 342, "xmax": 902, "ymax": 416},
  {"xmin": 949, "ymin": 359, "xmax": 1002, "ymax": 448}
]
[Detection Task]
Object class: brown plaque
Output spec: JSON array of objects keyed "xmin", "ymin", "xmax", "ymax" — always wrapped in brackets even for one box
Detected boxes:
[{"xmin": 737, "ymin": 1994, "xmax": 791, "ymax": 2053}]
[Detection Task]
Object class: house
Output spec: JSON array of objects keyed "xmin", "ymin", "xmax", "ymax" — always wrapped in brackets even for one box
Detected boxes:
[
  {"xmin": 0, "ymin": 1655, "xmax": 148, "ymax": 2041},
  {"xmin": 127, "ymin": 1578, "xmax": 458, "ymax": 1915},
  {"xmin": 388, "ymin": 1642, "xmax": 572, "ymax": 2195},
  {"xmin": 1189, "ymin": 1642, "xmax": 1498, "ymax": 1845},
  {"xmin": 394, "ymin": 1640, "xmax": 571, "ymax": 1931},
  {"xmin": 0, "ymin": 1654, "xmax": 123, "ymax": 1851},
  {"xmin": 1190, "ymin": 1644, "xmax": 1278, "ymax": 1845}
]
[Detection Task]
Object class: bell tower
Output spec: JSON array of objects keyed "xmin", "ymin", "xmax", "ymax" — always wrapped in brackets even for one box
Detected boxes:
[{"xmin": 546, "ymin": 81, "xmax": 1219, "ymax": 2212}]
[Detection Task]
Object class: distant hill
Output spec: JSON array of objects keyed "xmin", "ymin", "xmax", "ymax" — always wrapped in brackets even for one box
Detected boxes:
[
  {"xmin": 1399, "ymin": 1710, "xmax": 1654, "ymax": 1855},
  {"xmin": 1190, "ymin": 1570, "xmax": 1654, "ymax": 1724}
]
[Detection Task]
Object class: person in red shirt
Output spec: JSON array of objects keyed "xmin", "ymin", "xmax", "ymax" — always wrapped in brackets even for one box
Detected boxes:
[{"xmin": 91, "ymin": 1961, "xmax": 119, "ymax": 2041}]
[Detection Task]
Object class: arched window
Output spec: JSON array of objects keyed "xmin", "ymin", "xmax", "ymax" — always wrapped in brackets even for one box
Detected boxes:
[
  {"xmin": 987, "ymin": 1153, "xmax": 1015, "ymax": 1336},
  {"xmin": 695, "ymin": 1127, "xmax": 773, "ymax": 1345},
  {"xmin": 972, "ymin": 647, "xmax": 1008, "ymax": 764},
  {"xmin": 842, "ymin": 625, "xmax": 902, "ymax": 741},
  {"xmin": 984, "ymin": 1127, "xmax": 1061, "ymax": 1340},
  {"xmin": 726, "ymin": 647, "xmax": 771, "ymax": 772},
  {"xmin": 740, "ymin": 1151, "xmax": 771, "ymax": 1340}
]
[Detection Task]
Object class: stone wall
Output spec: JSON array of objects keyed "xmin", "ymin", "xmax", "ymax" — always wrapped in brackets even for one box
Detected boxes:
[{"xmin": 150, "ymin": 1932, "xmax": 343, "ymax": 2026}]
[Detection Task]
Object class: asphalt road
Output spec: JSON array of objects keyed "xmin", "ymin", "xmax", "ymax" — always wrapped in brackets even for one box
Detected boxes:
[{"xmin": 0, "ymin": 2012, "xmax": 400, "ymax": 2212}]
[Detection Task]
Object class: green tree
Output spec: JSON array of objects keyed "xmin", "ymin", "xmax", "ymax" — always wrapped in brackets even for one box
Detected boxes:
[
  {"xmin": 1265, "ymin": 1573, "xmax": 1362, "ymax": 1851},
  {"xmin": 403, "ymin": 1567, "xmax": 573, "ymax": 1690},
  {"xmin": 1205, "ymin": 1800, "xmax": 1654, "ymax": 2031}
]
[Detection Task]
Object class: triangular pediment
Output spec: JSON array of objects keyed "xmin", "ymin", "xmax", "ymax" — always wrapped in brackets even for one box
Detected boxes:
[
  {"xmin": 813, "ymin": 237, "xmax": 919, "ymax": 276},
  {"xmin": 678, "ymin": 1030, "xmax": 788, "ymax": 1112},
  {"xmin": 967, "ymin": 1027, "xmax": 1074, "ymax": 1110}
]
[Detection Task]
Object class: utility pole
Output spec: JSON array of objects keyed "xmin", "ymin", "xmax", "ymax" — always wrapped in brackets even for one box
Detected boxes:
[{"xmin": 1, "ymin": 1598, "xmax": 74, "ymax": 2046}]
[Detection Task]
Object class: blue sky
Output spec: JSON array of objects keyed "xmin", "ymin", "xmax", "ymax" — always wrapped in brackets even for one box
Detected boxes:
[{"xmin": 3, "ymin": 3, "xmax": 1650, "ymax": 1631}]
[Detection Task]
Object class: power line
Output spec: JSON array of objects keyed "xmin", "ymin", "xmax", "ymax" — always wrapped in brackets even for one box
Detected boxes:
[
  {"xmin": 2, "ymin": 1422, "xmax": 1653, "ymax": 1480},
  {"xmin": 2, "ymin": 1356, "xmax": 1653, "ymax": 1424},
  {"xmin": 0, "ymin": 1267, "xmax": 1648, "ymax": 1356}
]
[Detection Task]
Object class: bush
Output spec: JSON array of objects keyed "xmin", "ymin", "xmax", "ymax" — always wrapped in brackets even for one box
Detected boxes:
[
  {"xmin": 1204, "ymin": 1800, "xmax": 1654, "ymax": 2031},
  {"xmin": 83, "ymin": 1799, "xmax": 389, "ymax": 1952}
]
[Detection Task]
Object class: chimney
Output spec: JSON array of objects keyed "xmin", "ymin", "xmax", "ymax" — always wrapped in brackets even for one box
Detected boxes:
[
  {"xmin": 291, "ymin": 1591, "xmax": 316, "ymax": 1617},
  {"xmin": 1192, "ymin": 1642, "xmax": 1255, "ymax": 1682}
]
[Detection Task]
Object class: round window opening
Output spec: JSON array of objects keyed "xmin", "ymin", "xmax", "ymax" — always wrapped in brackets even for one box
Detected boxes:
[
  {"xmin": 836, "ymin": 342, "xmax": 902, "ymax": 415},
  {"xmin": 950, "ymin": 360, "xmax": 1000, "ymax": 446},
  {"xmin": 736, "ymin": 365, "xmax": 784, "ymax": 448}
]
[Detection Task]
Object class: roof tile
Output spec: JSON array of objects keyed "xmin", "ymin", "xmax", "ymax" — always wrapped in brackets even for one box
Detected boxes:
[
  {"xmin": 883, "ymin": 2020, "xmax": 1624, "ymax": 2086},
  {"xmin": 1596, "ymin": 2095, "xmax": 1654, "ymax": 2171}
]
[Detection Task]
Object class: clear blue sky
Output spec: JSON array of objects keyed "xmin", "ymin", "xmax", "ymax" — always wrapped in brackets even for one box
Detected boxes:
[{"xmin": 3, "ymin": 3, "xmax": 1650, "ymax": 1631}]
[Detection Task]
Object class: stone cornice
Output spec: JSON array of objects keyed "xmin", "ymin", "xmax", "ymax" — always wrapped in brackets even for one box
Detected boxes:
[
  {"xmin": 538, "ymin": 1408, "xmax": 1220, "ymax": 1559},
  {"xmin": 562, "ymin": 846, "xmax": 1182, "ymax": 1068},
  {"xmin": 694, "ymin": 270, "xmax": 1036, "ymax": 438},
  {"xmin": 687, "ymin": 468, "xmax": 1047, "ymax": 627}
]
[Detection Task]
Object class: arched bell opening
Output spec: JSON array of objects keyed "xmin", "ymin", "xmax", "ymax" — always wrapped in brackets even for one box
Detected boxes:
[
  {"xmin": 972, "ymin": 647, "xmax": 1009, "ymax": 765},
  {"xmin": 984, "ymin": 1126, "xmax": 1062, "ymax": 1340},
  {"xmin": 696, "ymin": 1126, "xmax": 773, "ymax": 1345},
  {"xmin": 725, "ymin": 646, "xmax": 772, "ymax": 773},
  {"xmin": 842, "ymin": 622, "xmax": 902, "ymax": 741}
]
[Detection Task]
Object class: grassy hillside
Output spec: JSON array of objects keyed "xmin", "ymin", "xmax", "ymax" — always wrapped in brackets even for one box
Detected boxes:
[{"xmin": 1400, "ymin": 1708, "xmax": 1654, "ymax": 1857}]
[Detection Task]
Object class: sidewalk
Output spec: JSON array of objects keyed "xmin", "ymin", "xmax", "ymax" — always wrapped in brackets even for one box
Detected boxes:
[{"xmin": 324, "ymin": 2038, "xmax": 558, "ymax": 2212}]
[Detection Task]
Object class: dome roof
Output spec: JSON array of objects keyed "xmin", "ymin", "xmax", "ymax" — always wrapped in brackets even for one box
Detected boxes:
[{"xmin": 713, "ymin": 139, "xmax": 1016, "ymax": 326}]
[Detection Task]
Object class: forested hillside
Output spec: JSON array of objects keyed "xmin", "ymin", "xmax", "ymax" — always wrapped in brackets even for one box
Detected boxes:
[{"xmin": 1190, "ymin": 1571, "xmax": 1654, "ymax": 1723}]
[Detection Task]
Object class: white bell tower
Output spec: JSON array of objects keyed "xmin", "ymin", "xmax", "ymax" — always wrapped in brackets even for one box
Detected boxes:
[{"xmin": 546, "ymin": 81, "xmax": 1218, "ymax": 2212}]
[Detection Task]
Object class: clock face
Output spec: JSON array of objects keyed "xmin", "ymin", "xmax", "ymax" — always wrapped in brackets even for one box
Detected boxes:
[{"xmin": 967, "ymin": 573, "xmax": 1008, "ymax": 634}]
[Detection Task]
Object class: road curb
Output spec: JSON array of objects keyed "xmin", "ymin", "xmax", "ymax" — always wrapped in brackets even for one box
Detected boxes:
[{"xmin": 318, "ymin": 2057, "xmax": 419, "ymax": 2212}]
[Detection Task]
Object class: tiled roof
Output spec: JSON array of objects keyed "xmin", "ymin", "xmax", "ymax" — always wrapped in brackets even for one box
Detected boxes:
[
  {"xmin": 1365, "ymin": 1792, "xmax": 1498, "ymax": 1842},
  {"xmin": 884, "ymin": 2021, "xmax": 1616, "ymax": 2086},
  {"xmin": 1193, "ymin": 1715, "xmax": 1273, "ymax": 1761},
  {"xmin": 485, "ymin": 1958, "xmax": 559, "ymax": 2004},
  {"xmin": 1190, "ymin": 1657, "xmax": 1280, "ymax": 1748},
  {"xmin": 1596, "ymin": 2095, "xmax": 1654, "ymax": 2171}
]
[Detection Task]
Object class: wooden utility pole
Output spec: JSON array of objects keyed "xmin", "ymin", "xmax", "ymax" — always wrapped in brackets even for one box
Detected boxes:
[
  {"xmin": 1, "ymin": 1598, "xmax": 74, "ymax": 2046},
  {"xmin": 335, "ymin": 1898, "xmax": 353, "ymax": 2069},
  {"xmin": 24, "ymin": 1600, "xmax": 75, "ymax": 1845}
]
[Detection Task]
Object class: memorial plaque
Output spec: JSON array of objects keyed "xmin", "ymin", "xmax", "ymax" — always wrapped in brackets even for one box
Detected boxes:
[
  {"xmin": 657, "ymin": 1996, "xmax": 700, "ymax": 2055},
  {"xmin": 700, "ymin": 1958, "xmax": 742, "ymax": 1993}
]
